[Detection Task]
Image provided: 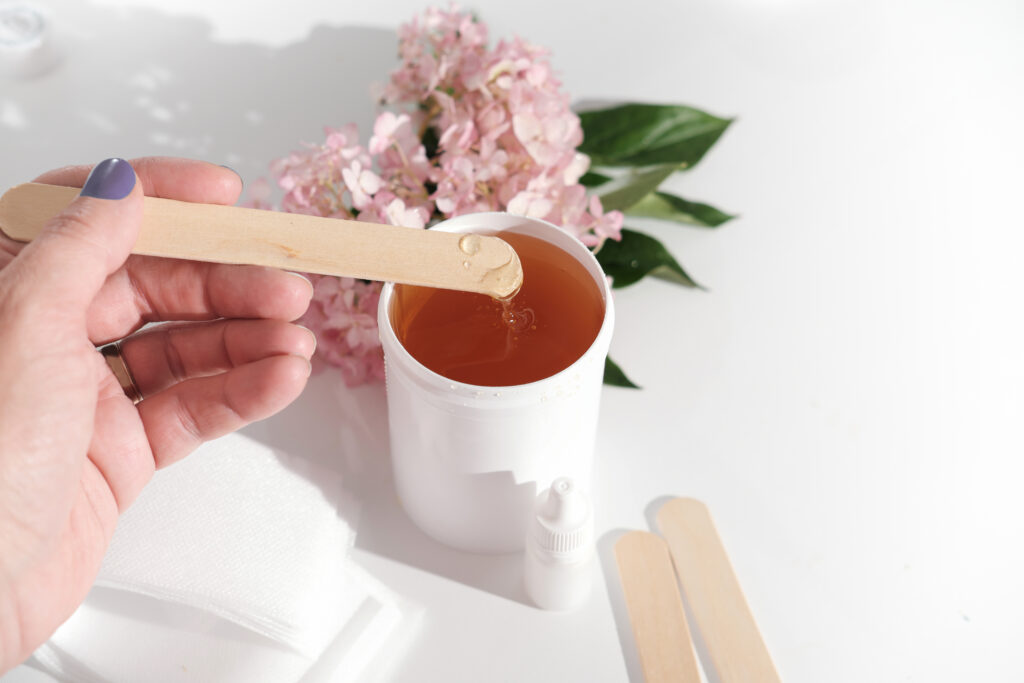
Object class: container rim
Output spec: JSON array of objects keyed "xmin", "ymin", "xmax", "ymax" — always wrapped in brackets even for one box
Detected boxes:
[{"xmin": 377, "ymin": 212, "xmax": 615, "ymax": 402}]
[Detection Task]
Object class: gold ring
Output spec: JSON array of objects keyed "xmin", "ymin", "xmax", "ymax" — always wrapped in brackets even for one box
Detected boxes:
[{"xmin": 99, "ymin": 341, "xmax": 143, "ymax": 405}]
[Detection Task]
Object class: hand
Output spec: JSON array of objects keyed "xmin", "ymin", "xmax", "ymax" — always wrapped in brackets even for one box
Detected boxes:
[{"xmin": 0, "ymin": 158, "xmax": 315, "ymax": 671}]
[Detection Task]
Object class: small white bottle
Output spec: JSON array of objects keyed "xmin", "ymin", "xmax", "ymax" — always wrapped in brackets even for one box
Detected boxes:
[{"xmin": 524, "ymin": 477, "xmax": 594, "ymax": 611}]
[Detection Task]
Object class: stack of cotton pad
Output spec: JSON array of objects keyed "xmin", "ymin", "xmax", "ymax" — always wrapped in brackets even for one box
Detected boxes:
[{"xmin": 28, "ymin": 432, "xmax": 415, "ymax": 682}]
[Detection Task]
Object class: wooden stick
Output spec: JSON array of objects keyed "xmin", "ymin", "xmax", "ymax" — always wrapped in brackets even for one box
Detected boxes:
[
  {"xmin": 614, "ymin": 530, "xmax": 702, "ymax": 683},
  {"xmin": 0, "ymin": 182, "xmax": 523, "ymax": 298},
  {"xmin": 657, "ymin": 498, "xmax": 781, "ymax": 683}
]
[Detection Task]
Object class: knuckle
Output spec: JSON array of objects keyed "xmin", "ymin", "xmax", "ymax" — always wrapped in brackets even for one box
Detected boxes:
[
  {"xmin": 44, "ymin": 205, "xmax": 112, "ymax": 261},
  {"xmin": 163, "ymin": 328, "xmax": 189, "ymax": 383},
  {"xmin": 221, "ymin": 385, "xmax": 247, "ymax": 425},
  {"xmin": 174, "ymin": 393, "xmax": 204, "ymax": 443}
]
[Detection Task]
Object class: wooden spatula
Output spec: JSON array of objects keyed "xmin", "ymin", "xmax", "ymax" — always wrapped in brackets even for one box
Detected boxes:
[
  {"xmin": 614, "ymin": 530, "xmax": 702, "ymax": 683},
  {"xmin": 657, "ymin": 498, "xmax": 781, "ymax": 683},
  {"xmin": 0, "ymin": 182, "xmax": 523, "ymax": 298}
]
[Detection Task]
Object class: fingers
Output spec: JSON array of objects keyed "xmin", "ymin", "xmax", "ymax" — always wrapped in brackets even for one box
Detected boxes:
[
  {"xmin": 3, "ymin": 158, "xmax": 142, "ymax": 324},
  {"xmin": 7, "ymin": 156, "xmax": 242, "ymax": 301},
  {"xmin": 120, "ymin": 319, "xmax": 316, "ymax": 397},
  {"xmin": 137, "ymin": 354, "xmax": 312, "ymax": 469},
  {"xmin": 34, "ymin": 157, "xmax": 242, "ymax": 206},
  {"xmin": 32, "ymin": 156, "xmax": 312, "ymax": 343},
  {"xmin": 87, "ymin": 319, "xmax": 315, "ymax": 511},
  {"xmin": 86, "ymin": 260, "xmax": 313, "ymax": 344}
]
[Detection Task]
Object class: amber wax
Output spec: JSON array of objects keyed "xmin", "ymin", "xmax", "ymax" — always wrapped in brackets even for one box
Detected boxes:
[{"xmin": 390, "ymin": 231, "xmax": 604, "ymax": 386}]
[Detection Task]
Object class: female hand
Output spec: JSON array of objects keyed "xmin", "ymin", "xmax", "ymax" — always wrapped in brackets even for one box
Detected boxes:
[{"xmin": 0, "ymin": 158, "xmax": 315, "ymax": 671}]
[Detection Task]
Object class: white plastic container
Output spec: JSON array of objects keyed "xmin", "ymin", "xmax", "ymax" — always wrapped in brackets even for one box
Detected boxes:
[{"xmin": 377, "ymin": 213, "xmax": 613, "ymax": 553}]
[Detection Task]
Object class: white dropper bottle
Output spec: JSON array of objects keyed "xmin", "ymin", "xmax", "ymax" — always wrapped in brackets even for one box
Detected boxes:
[{"xmin": 524, "ymin": 477, "xmax": 594, "ymax": 611}]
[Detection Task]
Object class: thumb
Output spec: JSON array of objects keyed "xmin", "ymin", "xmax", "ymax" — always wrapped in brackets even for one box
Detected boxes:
[{"xmin": 6, "ymin": 158, "xmax": 142, "ymax": 319}]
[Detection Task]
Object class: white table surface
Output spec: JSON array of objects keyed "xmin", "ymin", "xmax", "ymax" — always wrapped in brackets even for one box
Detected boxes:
[{"xmin": 2, "ymin": 0, "xmax": 1023, "ymax": 681}]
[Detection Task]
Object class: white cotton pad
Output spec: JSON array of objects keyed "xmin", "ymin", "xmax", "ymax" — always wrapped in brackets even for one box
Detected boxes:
[
  {"xmin": 28, "ymin": 431, "xmax": 417, "ymax": 682},
  {"xmin": 31, "ymin": 564, "xmax": 413, "ymax": 683},
  {"xmin": 93, "ymin": 432, "xmax": 358, "ymax": 659}
]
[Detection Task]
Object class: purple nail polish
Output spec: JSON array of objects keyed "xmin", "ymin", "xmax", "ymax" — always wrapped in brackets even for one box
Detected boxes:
[{"xmin": 80, "ymin": 158, "xmax": 136, "ymax": 200}]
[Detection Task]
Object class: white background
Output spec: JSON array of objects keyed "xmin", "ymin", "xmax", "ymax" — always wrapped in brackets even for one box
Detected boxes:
[{"xmin": 2, "ymin": 0, "xmax": 1023, "ymax": 680}]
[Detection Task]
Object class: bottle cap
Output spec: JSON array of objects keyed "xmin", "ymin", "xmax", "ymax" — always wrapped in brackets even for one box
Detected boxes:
[{"xmin": 530, "ymin": 476, "xmax": 594, "ymax": 560}]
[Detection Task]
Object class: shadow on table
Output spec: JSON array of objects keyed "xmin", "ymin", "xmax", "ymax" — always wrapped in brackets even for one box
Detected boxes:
[
  {"xmin": 248, "ymin": 364, "xmax": 533, "ymax": 608},
  {"xmin": 257, "ymin": 371, "xmax": 729, "ymax": 680},
  {"xmin": 0, "ymin": 0, "xmax": 394, "ymax": 191}
]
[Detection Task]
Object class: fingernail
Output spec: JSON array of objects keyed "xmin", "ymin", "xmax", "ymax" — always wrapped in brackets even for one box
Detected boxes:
[
  {"xmin": 81, "ymin": 158, "xmax": 136, "ymax": 200},
  {"xmin": 219, "ymin": 164, "xmax": 243, "ymax": 189},
  {"xmin": 285, "ymin": 270, "xmax": 312, "ymax": 286},
  {"xmin": 293, "ymin": 354, "xmax": 313, "ymax": 377},
  {"xmin": 296, "ymin": 324, "xmax": 318, "ymax": 354},
  {"xmin": 285, "ymin": 270, "xmax": 314, "ymax": 295}
]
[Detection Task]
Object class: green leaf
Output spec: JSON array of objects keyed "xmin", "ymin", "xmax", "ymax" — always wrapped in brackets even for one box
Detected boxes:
[
  {"xmin": 596, "ymin": 228, "xmax": 702, "ymax": 289},
  {"xmin": 578, "ymin": 104, "xmax": 732, "ymax": 168},
  {"xmin": 626, "ymin": 191, "xmax": 736, "ymax": 228},
  {"xmin": 579, "ymin": 171, "xmax": 611, "ymax": 188},
  {"xmin": 596, "ymin": 163, "xmax": 680, "ymax": 212},
  {"xmin": 604, "ymin": 356, "xmax": 640, "ymax": 389}
]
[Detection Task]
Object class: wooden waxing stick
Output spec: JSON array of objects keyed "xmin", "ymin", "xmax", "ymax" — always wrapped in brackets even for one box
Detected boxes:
[
  {"xmin": 0, "ymin": 182, "xmax": 523, "ymax": 298},
  {"xmin": 614, "ymin": 530, "xmax": 702, "ymax": 683},
  {"xmin": 657, "ymin": 498, "xmax": 781, "ymax": 683}
]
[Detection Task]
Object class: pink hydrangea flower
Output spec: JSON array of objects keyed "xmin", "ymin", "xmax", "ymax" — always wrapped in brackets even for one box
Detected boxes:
[
  {"xmin": 240, "ymin": 177, "xmax": 273, "ymax": 210},
  {"xmin": 341, "ymin": 160, "xmax": 382, "ymax": 211},
  {"xmin": 300, "ymin": 276, "xmax": 385, "ymax": 386},
  {"xmin": 259, "ymin": 5, "xmax": 622, "ymax": 385}
]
